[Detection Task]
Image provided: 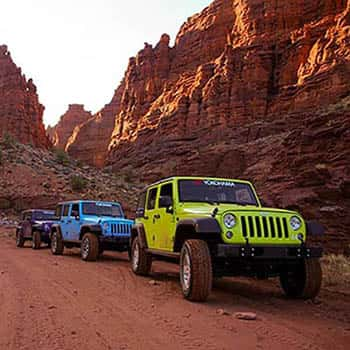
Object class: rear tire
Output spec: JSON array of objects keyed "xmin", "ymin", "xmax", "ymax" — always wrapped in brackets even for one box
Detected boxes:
[
  {"xmin": 131, "ymin": 237, "xmax": 152, "ymax": 275},
  {"xmin": 180, "ymin": 239, "xmax": 212, "ymax": 302},
  {"xmin": 16, "ymin": 231, "xmax": 25, "ymax": 248},
  {"xmin": 32, "ymin": 231, "xmax": 41, "ymax": 250},
  {"xmin": 51, "ymin": 230, "xmax": 64, "ymax": 255},
  {"xmin": 81, "ymin": 233, "xmax": 99, "ymax": 262},
  {"xmin": 280, "ymin": 258, "xmax": 322, "ymax": 299}
]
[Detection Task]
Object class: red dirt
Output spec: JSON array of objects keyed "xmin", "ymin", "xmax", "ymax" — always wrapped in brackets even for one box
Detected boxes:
[{"xmin": 0, "ymin": 232, "xmax": 349, "ymax": 350}]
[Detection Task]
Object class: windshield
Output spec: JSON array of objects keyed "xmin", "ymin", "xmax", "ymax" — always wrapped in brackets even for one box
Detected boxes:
[
  {"xmin": 33, "ymin": 211, "xmax": 56, "ymax": 221},
  {"xmin": 82, "ymin": 202, "xmax": 123, "ymax": 218},
  {"xmin": 178, "ymin": 179, "xmax": 259, "ymax": 206}
]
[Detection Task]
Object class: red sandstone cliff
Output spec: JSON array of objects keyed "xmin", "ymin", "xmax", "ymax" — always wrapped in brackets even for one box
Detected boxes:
[
  {"xmin": 0, "ymin": 45, "xmax": 50, "ymax": 148},
  {"xmin": 48, "ymin": 104, "xmax": 92, "ymax": 150},
  {"xmin": 62, "ymin": 0, "xmax": 349, "ymax": 251}
]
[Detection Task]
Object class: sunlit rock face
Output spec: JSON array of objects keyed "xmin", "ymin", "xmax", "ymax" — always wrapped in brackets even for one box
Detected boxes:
[
  {"xmin": 48, "ymin": 104, "xmax": 92, "ymax": 150},
  {"xmin": 0, "ymin": 45, "xmax": 50, "ymax": 148},
  {"xmin": 63, "ymin": 0, "xmax": 350, "ymax": 252}
]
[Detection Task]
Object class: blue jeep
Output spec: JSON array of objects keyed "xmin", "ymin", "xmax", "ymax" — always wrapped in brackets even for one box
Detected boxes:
[{"xmin": 50, "ymin": 200, "xmax": 133, "ymax": 261}]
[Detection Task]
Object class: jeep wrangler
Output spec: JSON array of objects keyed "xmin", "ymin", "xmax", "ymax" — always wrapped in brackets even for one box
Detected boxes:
[
  {"xmin": 16, "ymin": 209, "xmax": 57, "ymax": 249},
  {"xmin": 130, "ymin": 177, "xmax": 324, "ymax": 302},
  {"xmin": 50, "ymin": 200, "xmax": 133, "ymax": 261}
]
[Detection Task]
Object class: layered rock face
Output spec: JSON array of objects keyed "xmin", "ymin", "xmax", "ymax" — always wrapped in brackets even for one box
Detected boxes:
[
  {"xmin": 0, "ymin": 45, "xmax": 50, "ymax": 148},
  {"xmin": 48, "ymin": 104, "xmax": 92, "ymax": 150},
  {"xmin": 65, "ymin": 0, "xmax": 350, "ymax": 251}
]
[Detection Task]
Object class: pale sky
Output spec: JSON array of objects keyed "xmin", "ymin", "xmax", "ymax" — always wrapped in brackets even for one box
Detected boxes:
[{"xmin": 0, "ymin": 0, "xmax": 212, "ymax": 127}]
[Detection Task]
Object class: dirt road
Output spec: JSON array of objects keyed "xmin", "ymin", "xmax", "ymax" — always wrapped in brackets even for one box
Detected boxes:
[{"xmin": 0, "ymin": 233, "xmax": 349, "ymax": 350}]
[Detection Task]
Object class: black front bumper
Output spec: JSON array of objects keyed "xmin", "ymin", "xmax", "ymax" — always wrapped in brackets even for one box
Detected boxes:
[{"xmin": 216, "ymin": 244, "xmax": 323, "ymax": 260}]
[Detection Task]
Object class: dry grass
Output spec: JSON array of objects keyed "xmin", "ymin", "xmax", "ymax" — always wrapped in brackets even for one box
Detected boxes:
[{"xmin": 322, "ymin": 254, "xmax": 350, "ymax": 288}]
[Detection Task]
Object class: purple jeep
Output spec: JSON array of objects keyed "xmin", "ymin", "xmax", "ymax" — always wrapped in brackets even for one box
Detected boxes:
[{"xmin": 16, "ymin": 210, "xmax": 57, "ymax": 249}]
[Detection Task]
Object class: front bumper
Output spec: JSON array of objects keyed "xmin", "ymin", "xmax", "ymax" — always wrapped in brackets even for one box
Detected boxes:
[
  {"xmin": 100, "ymin": 236, "xmax": 130, "ymax": 245},
  {"xmin": 216, "ymin": 244, "xmax": 323, "ymax": 259}
]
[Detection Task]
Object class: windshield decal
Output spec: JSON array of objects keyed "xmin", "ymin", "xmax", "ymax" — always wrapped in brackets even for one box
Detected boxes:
[{"xmin": 203, "ymin": 180, "xmax": 236, "ymax": 187}]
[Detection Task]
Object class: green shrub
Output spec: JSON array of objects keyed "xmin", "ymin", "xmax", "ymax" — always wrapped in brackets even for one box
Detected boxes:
[
  {"xmin": 54, "ymin": 148, "xmax": 70, "ymax": 165},
  {"xmin": 71, "ymin": 175, "xmax": 87, "ymax": 192},
  {"xmin": 2, "ymin": 132, "xmax": 16, "ymax": 149}
]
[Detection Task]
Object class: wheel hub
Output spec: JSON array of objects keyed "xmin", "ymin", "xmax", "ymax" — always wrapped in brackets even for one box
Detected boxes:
[
  {"xmin": 182, "ymin": 250, "xmax": 191, "ymax": 290},
  {"xmin": 82, "ymin": 238, "xmax": 90, "ymax": 258},
  {"xmin": 132, "ymin": 242, "xmax": 140, "ymax": 270}
]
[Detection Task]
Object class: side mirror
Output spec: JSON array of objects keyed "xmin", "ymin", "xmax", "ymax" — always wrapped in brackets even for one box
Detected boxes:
[
  {"xmin": 260, "ymin": 199, "xmax": 267, "ymax": 207},
  {"xmin": 159, "ymin": 196, "xmax": 173, "ymax": 209}
]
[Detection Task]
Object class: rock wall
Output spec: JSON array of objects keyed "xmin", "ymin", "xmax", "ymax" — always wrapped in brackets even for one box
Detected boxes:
[
  {"xmin": 62, "ymin": 0, "xmax": 350, "ymax": 251},
  {"xmin": 48, "ymin": 104, "xmax": 92, "ymax": 150},
  {"xmin": 0, "ymin": 45, "xmax": 50, "ymax": 148}
]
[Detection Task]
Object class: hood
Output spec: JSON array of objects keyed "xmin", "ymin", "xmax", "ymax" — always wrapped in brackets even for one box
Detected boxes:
[{"xmin": 178, "ymin": 203, "xmax": 299, "ymax": 217}]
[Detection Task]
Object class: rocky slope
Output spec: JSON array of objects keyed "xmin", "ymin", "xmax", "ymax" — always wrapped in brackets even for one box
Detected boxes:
[
  {"xmin": 0, "ymin": 45, "xmax": 50, "ymax": 148},
  {"xmin": 54, "ymin": 0, "xmax": 350, "ymax": 252},
  {"xmin": 0, "ymin": 139, "xmax": 141, "ymax": 218},
  {"xmin": 47, "ymin": 104, "xmax": 92, "ymax": 150}
]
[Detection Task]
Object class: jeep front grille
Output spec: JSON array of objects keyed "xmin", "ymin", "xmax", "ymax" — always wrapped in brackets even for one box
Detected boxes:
[
  {"xmin": 111, "ymin": 223, "xmax": 131, "ymax": 235},
  {"xmin": 240, "ymin": 215, "xmax": 289, "ymax": 239}
]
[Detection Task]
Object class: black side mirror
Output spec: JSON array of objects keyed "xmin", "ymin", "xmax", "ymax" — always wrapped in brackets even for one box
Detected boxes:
[{"xmin": 260, "ymin": 199, "xmax": 267, "ymax": 207}]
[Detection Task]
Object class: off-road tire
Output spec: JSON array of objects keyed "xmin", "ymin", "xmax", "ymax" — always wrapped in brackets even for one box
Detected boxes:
[
  {"xmin": 180, "ymin": 239, "xmax": 212, "ymax": 302},
  {"xmin": 16, "ymin": 231, "xmax": 25, "ymax": 248},
  {"xmin": 32, "ymin": 231, "xmax": 41, "ymax": 250},
  {"xmin": 81, "ymin": 233, "xmax": 99, "ymax": 262},
  {"xmin": 51, "ymin": 230, "xmax": 64, "ymax": 255},
  {"xmin": 98, "ymin": 246, "xmax": 104, "ymax": 257},
  {"xmin": 280, "ymin": 258, "xmax": 322, "ymax": 299},
  {"xmin": 131, "ymin": 236, "xmax": 152, "ymax": 275}
]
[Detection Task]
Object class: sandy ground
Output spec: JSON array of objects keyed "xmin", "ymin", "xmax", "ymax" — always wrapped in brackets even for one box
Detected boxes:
[{"xmin": 0, "ymin": 229, "xmax": 349, "ymax": 350}]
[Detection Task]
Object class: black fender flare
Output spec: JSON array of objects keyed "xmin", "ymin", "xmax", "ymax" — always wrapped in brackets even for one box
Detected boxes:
[
  {"xmin": 173, "ymin": 218, "xmax": 222, "ymax": 252},
  {"xmin": 32, "ymin": 224, "xmax": 44, "ymax": 233},
  {"xmin": 176, "ymin": 218, "xmax": 221, "ymax": 234},
  {"xmin": 50, "ymin": 224, "xmax": 63, "ymax": 240},
  {"xmin": 131, "ymin": 223, "xmax": 148, "ymax": 249},
  {"xmin": 306, "ymin": 220, "xmax": 325, "ymax": 236},
  {"xmin": 79, "ymin": 225, "xmax": 102, "ymax": 240}
]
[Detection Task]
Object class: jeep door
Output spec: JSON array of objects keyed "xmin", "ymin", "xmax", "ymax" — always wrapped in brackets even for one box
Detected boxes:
[
  {"xmin": 154, "ymin": 182, "xmax": 176, "ymax": 250},
  {"xmin": 143, "ymin": 187, "xmax": 159, "ymax": 249},
  {"xmin": 68, "ymin": 203, "xmax": 81, "ymax": 240},
  {"xmin": 60, "ymin": 204, "xmax": 71, "ymax": 240}
]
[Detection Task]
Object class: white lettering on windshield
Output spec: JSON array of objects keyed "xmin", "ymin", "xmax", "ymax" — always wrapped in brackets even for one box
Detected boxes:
[
  {"xmin": 203, "ymin": 180, "xmax": 236, "ymax": 187},
  {"xmin": 96, "ymin": 202, "xmax": 113, "ymax": 207}
]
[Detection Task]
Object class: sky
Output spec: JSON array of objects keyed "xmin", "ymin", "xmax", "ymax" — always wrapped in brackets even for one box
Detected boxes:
[{"xmin": 0, "ymin": 0, "xmax": 212, "ymax": 127}]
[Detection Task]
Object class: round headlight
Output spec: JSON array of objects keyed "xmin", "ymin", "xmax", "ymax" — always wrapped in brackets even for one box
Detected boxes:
[
  {"xmin": 290, "ymin": 216, "xmax": 302, "ymax": 231},
  {"xmin": 224, "ymin": 214, "xmax": 237, "ymax": 229},
  {"xmin": 103, "ymin": 223, "xmax": 109, "ymax": 231}
]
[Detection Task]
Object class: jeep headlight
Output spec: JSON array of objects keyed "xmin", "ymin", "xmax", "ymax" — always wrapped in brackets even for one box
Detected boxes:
[
  {"xmin": 290, "ymin": 216, "xmax": 302, "ymax": 231},
  {"xmin": 103, "ymin": 223, "xmax": 109, "ymax": 231},
  {"xmin": 223, "ymin": 214, "xmax": 237, "ymax": 229}
]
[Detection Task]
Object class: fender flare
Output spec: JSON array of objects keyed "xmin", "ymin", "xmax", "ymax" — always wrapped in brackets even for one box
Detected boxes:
[
  {"xmin": 131, "ymin": 223, "xmax": 148, "ymax": 249},
  {"xmin": 176, "ymin": 218, "xmax": 221, "ymax": 234},
  {"xmin": 306, "ymin": 220, "xmax": 325, "ymax": 236},
  {"xmin": 79, "ymin": 225, "xmax": 102, "ymax": 240},
  {"xmin": 173, "ymin": 218, "xmax": 222, "ymax": 252},
  {"xmin": 50, "ymin": 224, "xmax": 63, "ymax": 239}
]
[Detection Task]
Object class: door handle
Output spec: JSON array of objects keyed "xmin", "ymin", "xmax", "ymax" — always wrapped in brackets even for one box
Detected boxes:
[
  {"xmin": 67, "ymin": 220, "xmax": 72, "ymax": 223},
  {"xmin": 154, "ymin": 214, "xmax": 161, "ymax": 219},
  {"xmin": 144, "ymin": 216, "xmax": 149, "ymax": 220}
]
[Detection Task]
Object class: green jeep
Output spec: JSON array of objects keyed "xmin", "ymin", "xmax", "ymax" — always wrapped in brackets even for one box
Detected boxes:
[{"xmin": 130, "ymin": 177, "xmax": 323, "ymax": 302}]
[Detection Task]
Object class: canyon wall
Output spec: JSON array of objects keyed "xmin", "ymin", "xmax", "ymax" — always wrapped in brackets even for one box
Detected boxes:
[
  {"xmin": 0, "ymin": 45, "xmax": 50, "ymax": 148},
  {"xmin": 48, "ymin": 104, "xmax": 92, "ymax": 150},
  {"xmin": 57, "ymin": 0, "xmax": 350, "ymax": 251}
]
